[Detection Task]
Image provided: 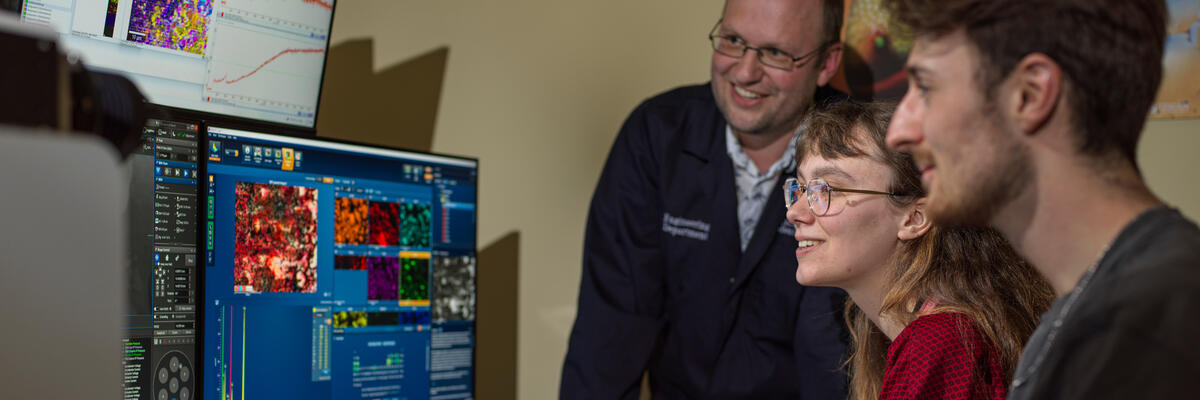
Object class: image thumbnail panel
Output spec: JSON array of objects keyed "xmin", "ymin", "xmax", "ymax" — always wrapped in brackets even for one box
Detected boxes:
[
  {"xmin": 433, "ymin": 255, "xmax": 476, "ymax": 322},
  {"xmin": 368, "ymin": 202, "xmax": 399, "ymax": 246},
  {"xmin": 399, "ymin": 257, "xmax": 429, "ymax": 301},
  {"xmin": 334, "ymin": 255, "xmax": 367, "ymax": 270},
  {"xmin": 335, "ymin": 197, "xmax": 368, "ymax": 245},
  {"xmin": 399, "ymin": 203, "xmax": 431, "ymax": 248},
  {"xmin": 367, "ymin": 256, "xmax": 400, "ymax": 301},
  {"xmin": 333, "ymin": 311, "xmax": 367, "ymax": 328},
  {"xmin": 233, "ymin": 182, "xmax": 318, "ymax": 293},
  {"xmin": 127, "ymin": 0, "xmax": 212, "ymax": 55}
]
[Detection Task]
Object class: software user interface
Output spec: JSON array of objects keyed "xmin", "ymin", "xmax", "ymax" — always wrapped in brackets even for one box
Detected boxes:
[
  {"xmin": 204, "ymin": 127, "xmax": 477, "ymax": 399},
  {"xmin": 19, "ymin": 0, "xmax": 334, "ymax": 127},
  {"xmin": 125, "ymin": 117, "xmax": 201, "ymax": 400}
]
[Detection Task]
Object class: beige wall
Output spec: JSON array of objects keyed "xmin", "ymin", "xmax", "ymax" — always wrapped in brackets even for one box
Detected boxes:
[
  {"xmin": 1140, "ymin": 119, "xmax": 1200, "ymax": 222},
  {"xmin": 326, "ymin": 1, "xmax": 725, "ymax": 398},
  {"xmin": 326, "ymin": 2, "xmax": 1200, "ymax": 398}
]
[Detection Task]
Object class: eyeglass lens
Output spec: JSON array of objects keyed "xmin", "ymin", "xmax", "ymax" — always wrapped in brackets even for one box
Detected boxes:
[
  {"xmin": 808, "ymin": 179, "xmax": 830, "ymax": 215},
  {"xmin": 784, "ymin": 178, "xmax": 801, "ymax": 207},
  {"xmin": 713, "ymin": 36, "xmax": 797, "ymax": 69},
  {"xmin": 784, "ymin": 178, "xmax": 833, "ymax": 215}
]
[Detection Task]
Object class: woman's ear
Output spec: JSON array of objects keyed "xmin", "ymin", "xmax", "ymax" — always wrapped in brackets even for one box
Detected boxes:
[{"xmin": 898, "ymin": 198, "xmax": 933, "ymax": 240}]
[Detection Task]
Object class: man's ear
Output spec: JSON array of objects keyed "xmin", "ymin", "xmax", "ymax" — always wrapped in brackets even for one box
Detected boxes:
[
  {"xmin": 1006, "ymin": 52, "xmax": 1063, "ymax": 136},
  {"xmin": 816, "ymin": 42, "xmax": 844, "ymax": 87},
  {"xmin": 898, "ymin": 198, "xmax": 932, "ymax": 241}
]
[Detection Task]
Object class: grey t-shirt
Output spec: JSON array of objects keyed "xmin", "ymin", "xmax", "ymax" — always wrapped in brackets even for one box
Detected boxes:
[{"xmin": 1008, "ymin": 206, "xmax": 1200, "ymax": 399}]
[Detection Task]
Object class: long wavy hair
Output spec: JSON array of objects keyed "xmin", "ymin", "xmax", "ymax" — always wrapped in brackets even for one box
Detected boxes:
[{"xmin": 796, "ymin": 101, "xmax": 1054, "ymax": 400}]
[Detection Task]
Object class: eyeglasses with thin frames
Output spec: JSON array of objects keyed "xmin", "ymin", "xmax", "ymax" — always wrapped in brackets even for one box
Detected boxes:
[
  {"xmin": 708, "ymin": 20, "xmax": 833, "ymax": 71},
  {"xmin": 783, "ymin": 177, "xmax": 900, "ymax": 216}
]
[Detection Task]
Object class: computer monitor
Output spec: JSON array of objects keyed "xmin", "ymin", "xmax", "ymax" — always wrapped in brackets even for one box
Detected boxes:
[
  {"xmin": 18, "ymin": 0, "xmax": 336, "ymax": 128},
  {"xmin": 202, "ymin": 127, "xmax": 477, "ymax": 399},
  {"xmin": 123, "ymin": 114, "xmax": 202, "ymax": 400}
]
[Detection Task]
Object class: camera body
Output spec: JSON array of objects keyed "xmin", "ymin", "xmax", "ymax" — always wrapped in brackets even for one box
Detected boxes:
[{"xmin": 0, "ymin": 12, "xmax": 145, "ymax": 158}]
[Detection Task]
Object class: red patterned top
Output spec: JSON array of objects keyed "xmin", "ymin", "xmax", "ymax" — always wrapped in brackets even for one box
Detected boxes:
[{"xmin": 880, "ymin": 313, "xmax": 1006, "ymax": 400}]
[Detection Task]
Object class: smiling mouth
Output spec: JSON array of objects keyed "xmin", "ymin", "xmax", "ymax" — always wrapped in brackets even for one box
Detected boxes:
[
  {"xmin": 734, "ymin": 86, "xmax": 762, "ymax": 100},
  {"xmin": 796, "ymin": 239, "xmax": 822, "ymax": 258}
]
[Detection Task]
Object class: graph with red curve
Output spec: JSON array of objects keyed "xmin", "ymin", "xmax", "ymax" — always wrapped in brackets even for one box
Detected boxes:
[
  {"xmin": 200, "ymin": 0, "xmax": 333, "ymax": 125},
  {"xmin": 301, "ymin": 0, "xmax": 332, "ymax": 10},
  {"xmin": 204, "ymin": 21, "xmax": 327, "ymax": 112},
  {"xmin": 213, "ymin": 48, "xmax": 325, "ymax": 85}
]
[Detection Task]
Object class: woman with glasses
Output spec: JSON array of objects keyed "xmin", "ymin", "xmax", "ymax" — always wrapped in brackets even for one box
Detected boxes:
[{"xmin": 784, "ymin": 101, "xmax": 1053, "ymax": 400}]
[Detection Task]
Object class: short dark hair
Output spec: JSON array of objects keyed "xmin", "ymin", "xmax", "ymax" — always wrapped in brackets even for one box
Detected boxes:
[
  {"xmin": 721, "ymin": 0, "xmax": 845, "ymax": 63},
  {"xmin": 885, "ymin": 0, "xmax": 1167, "ymax": 163},
  {"xmin": 818, "ymin": 0, "xmax": 844, "ymax": 64},
  {"xmin": 821, "ymin": 0, "xmax": 845, "ymax": 45}
]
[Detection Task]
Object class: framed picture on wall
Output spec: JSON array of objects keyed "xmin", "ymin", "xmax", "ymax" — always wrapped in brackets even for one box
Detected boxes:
[
  {"xmin": 1153, "ymin": 0, "xmax": 1200, "ymax": 119},
  {"xmin": 831, "ymin": 0, "xmax": 911, "ymax": 102}
]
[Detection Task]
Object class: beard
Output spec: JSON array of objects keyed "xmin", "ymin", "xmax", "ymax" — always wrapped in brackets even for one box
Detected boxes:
[{"xmin": 926, "ymin": 114, "xmax": 1033, "ymax": 228}]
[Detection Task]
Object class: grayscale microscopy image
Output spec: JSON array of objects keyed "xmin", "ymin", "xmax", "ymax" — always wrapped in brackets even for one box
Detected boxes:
[{"xmin": 432, "ymin": 255, "xmax": 475, "ymax": 322}]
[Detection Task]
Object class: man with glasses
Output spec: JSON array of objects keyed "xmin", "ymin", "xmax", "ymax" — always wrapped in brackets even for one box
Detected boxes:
[
  {"xmin": 561, "ymin": 0, "xmax": 850, "ymax": 398},
  {"xmin": 884, "ymin": 0, "xmax": 1200, "ymax": 398}
]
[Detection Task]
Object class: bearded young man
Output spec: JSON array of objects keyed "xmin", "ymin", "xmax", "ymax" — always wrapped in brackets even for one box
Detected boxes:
[{"xmin": 884, "ymin": 0, "xmax": 1200, "ymax": 398}]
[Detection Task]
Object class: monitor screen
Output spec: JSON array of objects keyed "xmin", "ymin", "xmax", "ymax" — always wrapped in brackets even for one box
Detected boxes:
[
  {"xmin": 19, "ymin": 0, "xmax": 335, "ymax": 128},
  {"xmin": 124, "ymin": 116, "xmax": 202, "ymax": 400},
  {"xmin": 202, "ymin": 127, "xmax": 477, "ymax": 399}
]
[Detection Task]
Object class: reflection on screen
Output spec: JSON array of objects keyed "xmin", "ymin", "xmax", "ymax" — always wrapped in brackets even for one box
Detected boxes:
[
  {"xmin": 20, "ymin": 0, "xmax": 335, "ymax": 127},
  {"xmin": 204, "ymin": 127, "xmax": 477, "ymax": 399}
]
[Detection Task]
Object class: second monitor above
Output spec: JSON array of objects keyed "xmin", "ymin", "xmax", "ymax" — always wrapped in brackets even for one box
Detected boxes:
[{"xmin": 20, "ymin": 0, "xmax": 337, "ymax": 128}]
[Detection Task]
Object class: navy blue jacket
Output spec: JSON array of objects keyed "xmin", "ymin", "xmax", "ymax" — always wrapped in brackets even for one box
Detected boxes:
[{"xmin": 561, "ymin": 84, "xmax": 849, "ymax": 399}]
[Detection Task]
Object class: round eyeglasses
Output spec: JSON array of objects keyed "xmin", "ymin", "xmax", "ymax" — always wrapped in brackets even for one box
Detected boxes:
[
  {"xmin": 708, "ymin": 20, "xmax": 833, "ymax": 70},
  {"xmin": 783, "ymin": 177, "xmax": 900, "ymax": 216}
]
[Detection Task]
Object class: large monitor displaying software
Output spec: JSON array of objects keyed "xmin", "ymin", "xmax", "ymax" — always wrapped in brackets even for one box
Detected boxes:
[
  {"xmin": 203, "ymin": 127, "xmax": 477, "ymax": 399},
  {"xmin": 19, "ymin": 0, "xmax": 335, "ymax": 128}
]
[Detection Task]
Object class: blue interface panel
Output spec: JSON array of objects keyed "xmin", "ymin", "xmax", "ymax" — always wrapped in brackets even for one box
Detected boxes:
[{"xmin": 203, "ymin": 127, "xmax": 476, "ymax": 400}]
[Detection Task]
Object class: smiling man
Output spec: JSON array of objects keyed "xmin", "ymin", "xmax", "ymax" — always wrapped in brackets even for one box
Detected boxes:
[
  {"xmin": 884, "ymin": 0, "xmax": 1200, "ymax": 398},
  {"xmin": 560, "ymin": 0, "xmax": 851, "ymax": 398}
]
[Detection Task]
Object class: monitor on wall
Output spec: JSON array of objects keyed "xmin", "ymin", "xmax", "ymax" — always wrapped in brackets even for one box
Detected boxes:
[
  {"xmin": 18, "ymin": 0, "xmax": 336, "ymax": 128},
  {"xmin": 202, "ymin": 126, "xmax": 478, "ymax": 399}
]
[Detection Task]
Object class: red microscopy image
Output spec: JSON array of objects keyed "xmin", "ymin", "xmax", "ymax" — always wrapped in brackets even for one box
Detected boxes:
[
  {"xmin": 368, "ymin": 201, "xmax": 400, "ymax": 246},
  {"xmin": 335, "ymin": 197, "xmax": 368, "ymax": 244},
  {"xmin": 334, "ymin": 255, "xmax": 367, "ymax": 270},
  {"xmin": 233, "ymin": 182, "xmax": 318, "ymax": 293}
]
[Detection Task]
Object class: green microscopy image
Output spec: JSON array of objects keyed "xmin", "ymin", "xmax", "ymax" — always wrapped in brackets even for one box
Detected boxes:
[{"xmin": 399, "ymin": 257, "xmax": 430, "ymax": 301}]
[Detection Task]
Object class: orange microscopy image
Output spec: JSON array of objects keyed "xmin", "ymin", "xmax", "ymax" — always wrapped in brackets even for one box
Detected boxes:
[{"xmin": 335, "ymin": 197, "xmax": 368, "ymax": 244}]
